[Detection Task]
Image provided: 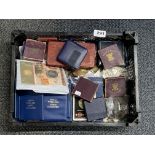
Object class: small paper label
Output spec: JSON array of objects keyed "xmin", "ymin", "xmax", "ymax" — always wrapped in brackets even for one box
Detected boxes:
[
  {"xmin": 75, "ymin": 90, "xmax": 81, "ymax": 96},
  {"xmin": 93, "ymin": 30, "xmax": 106, "ymax": 38}
]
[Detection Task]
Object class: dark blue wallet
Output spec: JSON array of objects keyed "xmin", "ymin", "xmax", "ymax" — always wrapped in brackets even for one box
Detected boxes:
[
  {"xmin": 84, "ymin": 97, "xmax": 107, "ymax": 122},
  {"xmin": 43, "ymin": 94, "xmax": 70, "ymax": 121},
  {"xmin": 15, "ymin": 90, "xmax": 72, "ymax": 122},
  {"xmin": 15, "ymin": 91, "xmax": 43, "ymax": 121},
  {"xmin": 58, "ymin": 40, "xmax": 87, "ymax": 69}
]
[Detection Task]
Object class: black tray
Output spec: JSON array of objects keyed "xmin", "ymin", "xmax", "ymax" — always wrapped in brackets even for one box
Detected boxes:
[{"xmin": 10, "ymin": 30, "xmax": 140, "ymax": 127}]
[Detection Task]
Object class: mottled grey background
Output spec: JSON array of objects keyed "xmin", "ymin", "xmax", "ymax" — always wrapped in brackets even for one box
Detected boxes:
[{"xmin": 0, "ymin": 19, "xmax": 154, "ymax": 135}]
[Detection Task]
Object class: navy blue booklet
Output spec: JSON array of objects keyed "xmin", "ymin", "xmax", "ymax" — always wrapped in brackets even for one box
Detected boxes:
[
  {"xmin": 15, "ymin": 91, "xmax": 42, "ymax": 121},
  {"xmin": 84, "ymin": 97, "xmax": 107, "ymax": 122},
  {"xmin": 15, "ymin": 90, "xmax": 72, "ymax": 122},
  {"xmin": 42, "ymin": 94, "xmax": 71, "ymax": 121},
  {"xmin": 88, "ymin": 77, "xmax": 103, "ymax": 98}
]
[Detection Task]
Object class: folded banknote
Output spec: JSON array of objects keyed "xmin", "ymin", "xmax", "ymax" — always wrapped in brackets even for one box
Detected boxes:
[{"xmin": 16, "ymin": 60, "xmax": 69, "ymax": 94}]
